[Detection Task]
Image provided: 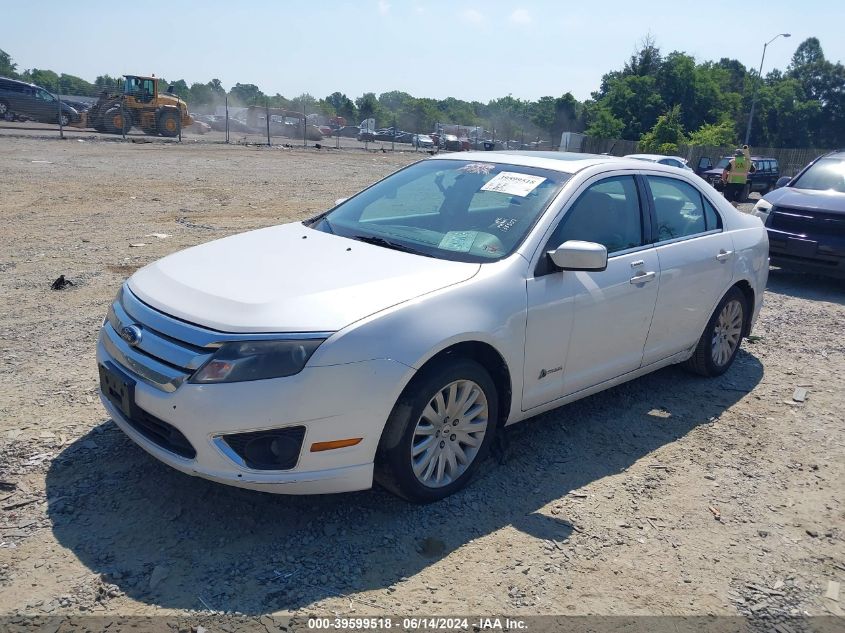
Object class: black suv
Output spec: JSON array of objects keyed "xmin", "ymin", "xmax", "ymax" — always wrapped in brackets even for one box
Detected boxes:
[
  {"xmin": 699, "ymin": 155, "xmax": 780, "ymax": 199},
  {"xmin": 0, "ymin": 76, "xmax": 80, "ymax": 125},
  {"xmin": 752, "ymin": 150, "xmax": 845, "ymax": 278}
]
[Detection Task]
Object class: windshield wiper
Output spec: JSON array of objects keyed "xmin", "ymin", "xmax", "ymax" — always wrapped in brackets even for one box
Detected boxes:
[{"xmin": 349, "ymin": 234, "xmax": 433, "ymax": 257}]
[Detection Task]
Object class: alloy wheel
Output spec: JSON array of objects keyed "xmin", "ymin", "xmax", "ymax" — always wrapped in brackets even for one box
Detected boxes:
[
  {"xmin": 711, "ymin": 299, "xmax": 743, "ymax": 367},
  {"xmin": 410, "ymin": 379, "xmax": 489, "ymax": 488}
]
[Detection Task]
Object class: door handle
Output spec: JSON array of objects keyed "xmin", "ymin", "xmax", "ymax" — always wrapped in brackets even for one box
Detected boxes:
[
  {"xmin": 630, "ymin": 271, "xmax": 656, "ymax": 284},
  {"xmin": 716, "ymin": 249, "xmax": 733, "ymax": 262}
]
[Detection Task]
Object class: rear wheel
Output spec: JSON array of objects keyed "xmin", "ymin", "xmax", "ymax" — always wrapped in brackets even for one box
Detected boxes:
[
  {"xmin": 683, "ymin": 286, "xmax": 747, "ymax": 377},
  {"xmin": 0, "ymin": 99, "xmax": 9, "ymax": 117},
  {"xmin": 375, "ymin": 358, "xmax": 498, "ymax": 503},
  {"xmin": 157, "ymin": 110, "xmax": 180, "ymax": 137}
]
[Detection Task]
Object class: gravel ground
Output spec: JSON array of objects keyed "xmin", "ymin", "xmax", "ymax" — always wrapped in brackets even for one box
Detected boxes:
[{"xmin": 0, "ymin": 137, "xmax": 843, "ymax": 624}]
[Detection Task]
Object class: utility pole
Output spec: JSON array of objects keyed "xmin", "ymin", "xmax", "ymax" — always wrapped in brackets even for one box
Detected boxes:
[{"xmin": 745, "ymin": 33, "xmax": 791, "ymax": 146}]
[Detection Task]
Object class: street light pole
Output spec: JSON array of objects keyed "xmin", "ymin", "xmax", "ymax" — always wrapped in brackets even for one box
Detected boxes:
[{"xmin": 744, "ymin": 32, "xmax": 791, "ymax": 146}]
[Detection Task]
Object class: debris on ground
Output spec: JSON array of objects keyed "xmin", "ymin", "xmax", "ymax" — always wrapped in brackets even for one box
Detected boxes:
[{"xmin": 50, "ymin": 275, "xmax": 74, "ymax": 290}]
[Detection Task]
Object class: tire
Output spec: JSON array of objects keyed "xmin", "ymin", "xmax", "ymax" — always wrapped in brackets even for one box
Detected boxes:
[
  {"xmin": 683, "ymin": 286, "xmax": 747, "ymax": 377},
  {"xmin": 104, "ymin": 107, "xmax": 131, "ymax": 134},
  {"xmin": 157, "ymin": 110, "xmax": 180, "ymax": 137},
  {"xmin": 375, "ymin": 358, "xmax": 498, "ymax": 503},
  {"xmin": 0, "ymin": 99, "xmax": 9, "ymax": 117},
  {"xmin": 57, "ymin": 112, "xmax": 71, "ymax": 127}
]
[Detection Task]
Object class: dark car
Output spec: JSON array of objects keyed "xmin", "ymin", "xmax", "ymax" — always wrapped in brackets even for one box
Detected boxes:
[
  {"xmin": 0, "ymin": 76, "xmax": 80, "ymax": 125},
  {"xmin": 334, "ymin": 125, "xmax": 360, "ymax": 138},
  {"xmin": 752, "ymin": 150, "xmax": 845, "ymax": 278},
  {"xmin": 357, "ymin": 129, "xmax": 376, "ymax": 142},
  {"xmin": 701, "ymin": 155, "xmax": 780, "ymax": 199}
]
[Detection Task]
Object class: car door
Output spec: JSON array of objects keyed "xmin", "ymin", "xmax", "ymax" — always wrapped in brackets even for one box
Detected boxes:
[
  {"xmin": 32, "ymin": 88, "xmax": 57, "ymax": 122},
  {"xmin": 523, "ymin": 174, "xmax": 659, "ymax": 409},
  {"xmin": 641, "ymin": 175, "xmax": 734, "ymax": 365}
]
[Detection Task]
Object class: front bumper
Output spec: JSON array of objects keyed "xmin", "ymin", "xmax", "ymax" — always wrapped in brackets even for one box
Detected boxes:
[
  {"xmin": 97, "ymin": 333, "xmax": 412, "ymax": 494},
  {"xmin": 767, "ymin": 229, "xmax": 845, "ymax": 278}
]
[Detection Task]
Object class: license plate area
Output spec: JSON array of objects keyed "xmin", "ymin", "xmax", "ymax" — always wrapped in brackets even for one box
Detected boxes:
[
  {"xmin": 787, "ymin": 237, "xmax": 817, "ymax": 258},
  {"xmin": 99, "ymin": 361, "xmax": 136, "ymax": 419}
]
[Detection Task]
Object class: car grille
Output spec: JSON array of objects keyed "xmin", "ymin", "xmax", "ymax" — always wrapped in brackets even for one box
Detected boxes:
[
  {"xmin": 101, "ymin": 287, "xmax": 219, "ymax": 392},
  {"xmin": 769, "ymin": 206, "xmax": 845, "ymax": 238},
  {"xmin": 126, "ymin": 405, "xmax": 197, "ymax": 459}
]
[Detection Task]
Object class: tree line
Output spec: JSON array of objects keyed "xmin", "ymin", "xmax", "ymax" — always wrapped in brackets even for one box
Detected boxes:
[{"xmin": 1, "ymin": 36, "xmax": 842, "ymax": 149}]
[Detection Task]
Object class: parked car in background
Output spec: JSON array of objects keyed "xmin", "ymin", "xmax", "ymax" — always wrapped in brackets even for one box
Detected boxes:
[
  {"xmin": 752, "ymin": 149, "xmax": 845, "ymax": 278},
  {"xmin": 701, "ymin": 155, "xmax": 780, "ymax": 198},
  {"xmin": 97, "ymin": 153, "xmax": 767, "ymax": 502},
  {"xmin": 357, "ymin": 129, "xmax": 376, "ymax": 142},
  {"xmin": 413, "ymin": 134, "xmax": 434, "ymax": 149},
  {"xmin": 624, "ymin": 153, "xmax": 693, "ymax": 171},
  {"xmin": 0, "ymin": 76, "xmax": 81, "ymax": 125},
  {"xmin": 335, "ymin": 125, "xmax": 360, "ymax": 138},
  {"xmin": 441, "ymin": 134, "xmax": 461, "ymax": 151}
]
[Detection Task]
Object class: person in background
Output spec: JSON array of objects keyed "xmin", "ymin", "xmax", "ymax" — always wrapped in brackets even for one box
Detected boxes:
[{"xmin": 721, "ymin": 148, "xmax": 755, "ymax": 203}]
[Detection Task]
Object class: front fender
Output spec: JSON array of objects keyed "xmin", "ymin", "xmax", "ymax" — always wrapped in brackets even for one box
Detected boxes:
[{"xmin": 309, "ymin": 257, "xmax": 529, "ymax": 418}]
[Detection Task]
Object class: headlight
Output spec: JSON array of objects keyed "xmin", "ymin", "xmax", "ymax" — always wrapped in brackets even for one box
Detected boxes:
[
  {"xmin": 751, "ymin": 198, "xmax": 773, "ymax": 223},
  {"xmin": 191, "ymin": 339, "xmax": 325, "ymax": 384}
]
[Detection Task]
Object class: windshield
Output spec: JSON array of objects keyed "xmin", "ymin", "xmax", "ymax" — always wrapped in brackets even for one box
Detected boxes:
[
  {"xmin": 715, "ymin": 158, "xmax": 731, "ymax": 170},
  {"xmin": 308, "ymin": 159, "xmax": 570, "ymax": 263},
  {"xmin": 792, "ymin": 157, "xmax": 845, "ymax": 193}
]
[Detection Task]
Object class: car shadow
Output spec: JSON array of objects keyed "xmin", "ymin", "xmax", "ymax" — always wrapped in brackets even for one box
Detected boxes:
[
  {"xmin": 46, "ymin": 352, "xmax": 763, "ymax": 615},
  {"xmin": 766, "ymin": 267, "xmax": 845, "ymax": 305}
]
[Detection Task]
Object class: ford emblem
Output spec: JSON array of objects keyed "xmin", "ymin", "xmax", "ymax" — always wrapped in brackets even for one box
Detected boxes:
[{"xmin": 120, "ymin": 324, "xmax": 143, "ymax": 346}]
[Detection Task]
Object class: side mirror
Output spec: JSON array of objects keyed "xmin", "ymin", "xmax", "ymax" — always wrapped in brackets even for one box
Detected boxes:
[
  {"xmin": 548, "ymin": 240, "xmax": 608, "ymax": 272},
  {"xmin": 334, "ymin": 197, "xmax": 348, "ymax": 206},
  {"xmin": 775, "ymin": 176, "xmax": 791, "ymax": 189}
]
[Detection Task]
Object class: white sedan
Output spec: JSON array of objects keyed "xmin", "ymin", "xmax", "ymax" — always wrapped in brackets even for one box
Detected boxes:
[
  {"xmin": 624, "ymin": 153, "xmax": 694, "ymax": 171},
  {"xmin": 97, "ymin": 152, "xmax": 768, "ymax": 502}
]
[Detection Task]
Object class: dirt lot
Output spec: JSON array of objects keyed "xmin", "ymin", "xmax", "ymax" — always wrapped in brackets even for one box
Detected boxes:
[{"xmin": 0, "ymin": 137, "xmax": 843, "ymax": 626}]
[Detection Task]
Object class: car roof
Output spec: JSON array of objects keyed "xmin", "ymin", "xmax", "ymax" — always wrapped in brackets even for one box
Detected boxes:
[
  {"xmin": 624, "ymin": 153, "xmax": 662, "ymax": 160},
  {"xmin": 0, "ymin": 75, "xmax": 40, "ymax": 89},
  {"xmin": 431, "ymin": 150, "xmax": 668, "ymax": 174},
  {"xmin": 721, "ymin": 155, "xmax": 777, "ymax": 160},
  {"xmin": 826, "ymin": 150, "xmax": 845, "ymax": 159}
]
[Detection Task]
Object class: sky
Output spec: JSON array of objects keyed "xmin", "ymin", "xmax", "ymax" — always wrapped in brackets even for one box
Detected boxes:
[{"xmin": 2, "ymin": 0, "xmax": 843, "ymax": 104}]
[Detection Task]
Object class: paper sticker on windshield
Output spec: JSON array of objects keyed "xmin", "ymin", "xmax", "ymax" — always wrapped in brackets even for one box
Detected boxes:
[
  {"xmin": 439, "ymin": 231, "xmax": 479, "ymax": 252},
  {"xmin": 480, "ymin": 171, "xmax": 546, "ymax": 197},
  {"xmin": 460, "ymin": 162, "xmax": 496, "ymax": 175}
]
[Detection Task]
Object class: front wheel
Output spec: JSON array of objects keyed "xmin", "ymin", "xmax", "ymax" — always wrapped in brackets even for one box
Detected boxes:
[
  {"xmin": 0, "ymin": 99, "xmax": 9, "ymax": 117},
  {"xmin": 104, "ymin": 107, "xmax": 131, "ymax": 134},
  {"xmin": 375, "ymin": 358, "xmax": 498, "ymax": 502},
  {"xmin": 57, "ymin": 112, "xmax": 71, "ymax": 126},
  {"xmin": 683, "ymin": 286, "xmax": 747, "ymax": 377},
  {"xmin": 157, "ymin": 110, "xmax": 180, "ymax": 137}
]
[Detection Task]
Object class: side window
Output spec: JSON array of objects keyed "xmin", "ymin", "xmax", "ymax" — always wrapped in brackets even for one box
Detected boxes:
[
  {"xmin": 545, "ymin": 175, "xmax": 644, "ymax": 256},
  {"xmin": 772, "ymin": 160, "xmax": 779, "ymax": 173},
  {"xmin": 702, "ymin": 196, "xmax": 722, "ymax": 231},
  {"xmin": 647, "ymin": 176, "xmax": 707, "ymax": 241}
]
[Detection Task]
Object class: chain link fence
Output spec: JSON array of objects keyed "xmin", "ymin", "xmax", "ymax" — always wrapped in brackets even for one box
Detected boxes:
[
  {"xmin": 0, "ymin": 76, "xmax": 830, "ymax": 173},
  {"xmin": 0, "ymin": 77, "xmax": 560, "ymax": 153}
]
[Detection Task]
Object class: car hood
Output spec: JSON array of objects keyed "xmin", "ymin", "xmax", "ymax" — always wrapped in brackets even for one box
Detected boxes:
[
  {"xmin": 764, "ymin": 187, "xmax": 845, "ymax": 214},
  {"xmin": 128, "ymin": 223, "xmax": 480, "ymax": 333}
]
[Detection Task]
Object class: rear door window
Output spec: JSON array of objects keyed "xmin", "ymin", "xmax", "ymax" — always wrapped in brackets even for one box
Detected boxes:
[{"xmin": 647, "ymin": 176, "xmax": 709, "ymax": 241}]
